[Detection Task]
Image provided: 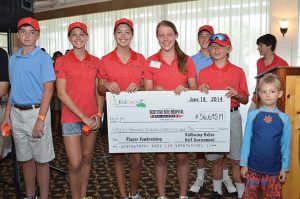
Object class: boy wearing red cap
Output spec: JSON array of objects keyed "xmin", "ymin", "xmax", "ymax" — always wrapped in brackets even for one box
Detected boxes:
[
  {"xmin": 198, "ymin": 33, "xmax": 249, "ymax": 199},
  {"xmin": 192, "ymin": 25, "xmax": 214, "ymax": 74},
  {"xmin": 1, "ymin": 17, "xmax": 55, "ymax": 199},
  {"xmin": 55, "ymin": 22, "xmax": 102, "ymax": 199},
  {"xmin": 98, "ymin": 18, "xmax": 144, "ymax": 199},
  {"xmin": 189, "ymin": 26, "xmax": 237, "ymax": 197}
]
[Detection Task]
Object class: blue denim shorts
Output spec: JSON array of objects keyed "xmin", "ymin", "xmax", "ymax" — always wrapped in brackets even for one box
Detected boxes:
[{"xmin": 62, "ymin": 122, "xmax": 84, "ymax": 136}]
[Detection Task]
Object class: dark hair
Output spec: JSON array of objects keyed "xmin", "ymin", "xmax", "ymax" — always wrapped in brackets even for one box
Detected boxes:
[
  {"xmin": 256, "ymin": 34, "xmax": 277, "ymax": 51},
  {"xmin": 52, "ymin": 51, "xmax": 63, "ymax": 63},
  {"xmin": 41, "ymin": 48, "xmax": 46, "ymax": 52},
  {"xmin": 156, "ymin": 20, "xmax": 187, "ymax": 74},
  {"xmin": 53, "ymin": 51, "xmax": 63, "ymax": 58},
  {"xmin": 197, "ymin": 30, "xmax": 211, "ymax": 38},
  {"xmin": 114, "ymin": 23, "xmax": 134, "ymax": 35},
  {"xmin": 18, "ymin": 24, "xmax": 40, "ymax": 33},
  {"xmin": 65, "ymin": 49, "xmax": 71, "ymax": 54}
]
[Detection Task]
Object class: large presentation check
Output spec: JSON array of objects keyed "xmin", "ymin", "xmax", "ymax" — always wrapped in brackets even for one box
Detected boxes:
[{"xmin": 107, "ymin": 91, "xmax": 230, "ymax": 153}]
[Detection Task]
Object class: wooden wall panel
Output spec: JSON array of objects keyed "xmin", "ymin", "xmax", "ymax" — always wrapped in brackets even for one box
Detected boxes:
[{"xmin": 282, "ymin": 76, "xmax": 300, "ymax": 199}]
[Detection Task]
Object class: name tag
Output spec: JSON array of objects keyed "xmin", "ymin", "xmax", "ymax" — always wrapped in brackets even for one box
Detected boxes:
[{"xmin": 150, "ymin": 60, "xmax": 161, "ymax": 68}]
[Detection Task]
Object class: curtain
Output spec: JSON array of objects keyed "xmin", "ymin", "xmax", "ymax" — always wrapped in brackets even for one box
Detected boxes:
[
  {"xmin": 0, "ymin": 0, "xmax": 270, "ymax": 127},
  {"xmin": 38, "ymin": 0, "xmax": 271, "ymax": 128},
  {"xmin": 39, "ymin": 0, "xmax": 270, "ymax": 89}
]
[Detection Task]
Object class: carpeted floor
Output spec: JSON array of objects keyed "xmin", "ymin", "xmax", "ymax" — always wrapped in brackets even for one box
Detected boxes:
[{"xmin": 0, "ymin": 129, "xmax": 239, "ymax": 199}]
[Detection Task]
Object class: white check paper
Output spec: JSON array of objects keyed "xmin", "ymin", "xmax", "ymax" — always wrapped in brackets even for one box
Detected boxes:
[{"xmin": 107, "ymin": 91, "xmax": 230, "ymax": 153}]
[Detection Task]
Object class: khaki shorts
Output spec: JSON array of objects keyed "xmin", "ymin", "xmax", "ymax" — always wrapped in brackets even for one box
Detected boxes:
[
  {"xmin": 206, "ymin": 110, "xmax": 242, "ymax": 161},
  {"xmin": 11, "ymin": 106, "xmax": 55, "ymax": 163}
]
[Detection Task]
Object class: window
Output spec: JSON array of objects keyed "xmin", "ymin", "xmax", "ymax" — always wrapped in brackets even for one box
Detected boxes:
[
  {"xmin": 0, "ymin": 33, "xmax": 8, "ymax": 52},
  {"xmin": 39, "ymin": 0, "xmax": 270, "ymax": 121}
]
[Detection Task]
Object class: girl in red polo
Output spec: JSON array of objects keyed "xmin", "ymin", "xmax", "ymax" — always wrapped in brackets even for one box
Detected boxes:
[
  {"xmin": 144, "ymin": 20, "xmax": 198, "ymax": 199},
  {"xmin": 98, "ymin": 18, "xmax": 145, "ymax": 199},
  {"xmin": 55, "ymin": 22, "xmax": 102, "ymax": 199}
]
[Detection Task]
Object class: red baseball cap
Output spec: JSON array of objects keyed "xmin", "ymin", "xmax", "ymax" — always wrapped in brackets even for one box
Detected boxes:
[
  {"xmin": 68, "ymin": 22, "xmax": 88, "ymax": 34},
  {"xmin": 209, "ymin": 33, "xmax": 231, "ymax": 46},
  {"xmin": 17, "ymin": 17, "xmax": 40, "ymax": 31},
  {"xmin": 114, "ymin": 18, "xmax": 134, "ymax": 30},
  {"xmin": 198, "ymin": 25, "xmax": 214, "ymax": 35}
]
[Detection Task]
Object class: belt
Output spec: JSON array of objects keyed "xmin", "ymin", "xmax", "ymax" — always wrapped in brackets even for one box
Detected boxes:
[
  {"xmin": 14, "ymin": 104, "xmax": 41, "ymax": 110},
  {"xmin": 230, "ymin": 107, "xmax": 239, "ymax": 112}
]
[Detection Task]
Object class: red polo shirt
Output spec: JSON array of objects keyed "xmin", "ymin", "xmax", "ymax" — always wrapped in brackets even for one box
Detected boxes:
[
  {"xmin": 55, "ymin": 50, "xmax": 100, "ymax": 122},
  {"xmin": 144, "ymin": 51, "xmax": 196, "ymax": 90},
  {"xmin": 257, "ymin": 54, "xmax": 288, "ymax": 75},
  {"xmin": 252, "ymin": 54, "xmax": 289, "ymax": 102},
  {"xmin": 98, "ymin": 48, "xmax": 145, "ymax": 91},
  {"xmin": 198, "ymin": 61, "xmax": 249, "ymax": 108}
]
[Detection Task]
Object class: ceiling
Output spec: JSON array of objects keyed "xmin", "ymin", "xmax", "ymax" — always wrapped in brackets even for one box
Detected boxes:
[{"xmin": 33, "ymin": 0, "xmax": 112, "ymax": 13}]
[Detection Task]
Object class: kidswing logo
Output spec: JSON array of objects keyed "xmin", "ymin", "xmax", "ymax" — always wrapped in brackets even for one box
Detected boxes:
[{"xmin": 109, "ymin": 95, "xmax": 146, "ymax": 108}]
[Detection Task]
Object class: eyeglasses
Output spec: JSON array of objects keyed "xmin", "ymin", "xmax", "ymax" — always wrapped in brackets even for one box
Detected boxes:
[{"xmin": 209, "ymin": 33, "xmax": 230, "ymax": 42}]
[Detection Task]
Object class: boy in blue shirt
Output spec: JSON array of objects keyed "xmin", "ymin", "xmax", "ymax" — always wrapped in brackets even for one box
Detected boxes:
[
  {"xmin": 240, "ymin": 73, "xmax": 291, "ymax": 198},
  {"xmin": 1, "ymin": 17, "xmax": 55, "ymax": 199},
  {"xmin": 192, "ymin": 25, "xmax": 214, "ymax": 74}
]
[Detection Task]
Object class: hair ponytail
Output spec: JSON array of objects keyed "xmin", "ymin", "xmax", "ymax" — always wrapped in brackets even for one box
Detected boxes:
[{"xmin": 174, "ymin": 41, "xmax": 188, "ymax": 74}]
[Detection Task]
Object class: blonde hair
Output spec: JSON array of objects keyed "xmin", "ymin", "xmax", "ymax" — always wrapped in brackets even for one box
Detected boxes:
[{"xmin": 258, "ymin": 73, "xmax": 281, "ymax": 91}]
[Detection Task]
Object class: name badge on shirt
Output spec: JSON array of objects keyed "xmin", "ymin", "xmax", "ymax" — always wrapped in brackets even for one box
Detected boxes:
[{"xmin": 150, "ymin": 60, "xmax": 161, "ymax": 69}]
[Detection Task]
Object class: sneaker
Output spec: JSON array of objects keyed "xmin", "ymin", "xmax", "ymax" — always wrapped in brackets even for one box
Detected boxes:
[
  {"xmin": 178, "ymin": 196, "xmax": 189, "ymax": 199},
  {"xmin": 82, "ymin": 197, "xmax": 93, "ymax": 199},
  {"xmin": 188, "ymin": 177, "xmax": 206, "ymax": 195},
  {"xmin": 222, "ymin": 177, "xmax": 237, "ymax": 193},
  {"xmin": 128, "ymin": 192, "xmax": 141, "ymax": 199},
  {"xmin": 208, "ymin": 191, "xmax": 224, "ymax": 199},
  {"xmin": 157, "ymin": 197, "xmax": 169, "ymax": 199},
  {"xmin": 25, "ymin": 196, "xmax": 37, "ymax": 199}
]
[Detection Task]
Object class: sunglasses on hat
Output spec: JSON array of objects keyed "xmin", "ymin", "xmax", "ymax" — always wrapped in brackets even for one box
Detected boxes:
[
  {"xmin": 209, "ymin": 33, "xmax": 230, "ymax": 42},
  {"xmin": 209, "ymin": 33, "xmax": 231, "ymax": 46}
]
